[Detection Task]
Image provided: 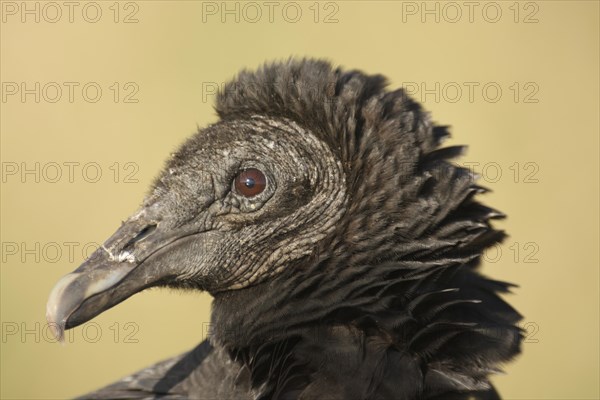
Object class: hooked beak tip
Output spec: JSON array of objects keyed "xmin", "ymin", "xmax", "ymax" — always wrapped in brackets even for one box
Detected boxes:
[
  {"xmin": 47, "ymin": 319, "xmax": 66, "ymax": 344},
  {"xmin": 45, "ymin": 210, "xmax": 190, "ymax": 342},
  {"xmin": 46, "ymin": 259, "xmax": 140, "ymax": 344},
  {"xmin": 46, "ymin": 272, "xmax": 80, "ymax": 343}
]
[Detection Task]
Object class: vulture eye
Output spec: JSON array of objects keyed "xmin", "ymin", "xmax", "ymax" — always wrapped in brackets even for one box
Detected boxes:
[{"xmin": 234, "ymin": 168, "xmax": 266, "ymax": 197}]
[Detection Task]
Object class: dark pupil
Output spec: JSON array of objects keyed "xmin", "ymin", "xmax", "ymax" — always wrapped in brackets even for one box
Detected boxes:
[{"xmin": 244, "ymin": 177, "xmax": 255, "ymax": 188}]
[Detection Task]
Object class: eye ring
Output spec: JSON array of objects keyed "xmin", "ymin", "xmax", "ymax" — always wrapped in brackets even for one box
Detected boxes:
[{"xmin": 234, "ymin": 168, "xmax": 267, "ymax": 197}]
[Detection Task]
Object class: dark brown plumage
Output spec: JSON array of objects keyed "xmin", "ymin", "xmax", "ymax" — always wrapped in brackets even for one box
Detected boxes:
[{"xmin": 47, "ymin": 59, "xmax": 522, "ymax": 399}]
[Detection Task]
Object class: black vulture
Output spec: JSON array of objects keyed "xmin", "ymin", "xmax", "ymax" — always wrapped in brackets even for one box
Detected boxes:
[{"xmin": 47, "ymin": 59, "xmax": 522, "ymax": 400}]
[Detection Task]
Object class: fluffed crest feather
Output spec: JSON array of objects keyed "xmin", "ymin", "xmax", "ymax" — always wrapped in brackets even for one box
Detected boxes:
[{"xmin": 215, "ymin": 59, "xmax": 502, "ymax": 265}]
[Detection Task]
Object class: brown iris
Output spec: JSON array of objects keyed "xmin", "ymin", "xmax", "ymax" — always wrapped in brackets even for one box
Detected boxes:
[{"xmin": 234, "ymin": 168, "xmax": 266, "ymax": 197}]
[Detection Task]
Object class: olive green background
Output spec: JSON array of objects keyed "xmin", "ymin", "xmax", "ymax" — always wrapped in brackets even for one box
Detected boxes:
[{"xmin": 1, "ymin": 1, "xmax": 598, "ymax": 399}]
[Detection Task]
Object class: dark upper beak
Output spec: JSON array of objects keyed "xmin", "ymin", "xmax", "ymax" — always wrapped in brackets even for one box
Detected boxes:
[{"xmin": 46, "ymin": 207, "xmax": 191, "ymax": 341}]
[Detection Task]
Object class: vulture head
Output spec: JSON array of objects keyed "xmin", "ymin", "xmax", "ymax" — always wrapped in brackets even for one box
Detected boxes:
[{"xmin": 47, "ymin": 59, "xmax": 522, "ymax": 399}]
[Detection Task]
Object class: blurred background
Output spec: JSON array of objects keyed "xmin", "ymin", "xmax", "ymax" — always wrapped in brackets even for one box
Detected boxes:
[{"xmin": 1, "ymin": 1, "xmax": 598, "ymax": 399}]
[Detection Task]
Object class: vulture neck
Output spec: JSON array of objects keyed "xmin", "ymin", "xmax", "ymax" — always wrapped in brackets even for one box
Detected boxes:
[{"xmin": 210, "ymin": 254, "xmax": 522, "ymax": 397}]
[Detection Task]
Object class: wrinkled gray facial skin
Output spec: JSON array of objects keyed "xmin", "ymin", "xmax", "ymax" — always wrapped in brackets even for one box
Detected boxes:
[{"xmin": 46, "ymin": 116, "xmax": 347, "ymax": 340}]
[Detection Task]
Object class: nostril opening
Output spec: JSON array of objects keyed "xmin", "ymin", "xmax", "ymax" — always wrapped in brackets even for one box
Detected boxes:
[
  {"xmin": 124, "ymin": 224, "xmax": 157, "ymax": 251},
  {"xmin": 136, "ymin": 224, "xmax": 157, "ymax": 241}
]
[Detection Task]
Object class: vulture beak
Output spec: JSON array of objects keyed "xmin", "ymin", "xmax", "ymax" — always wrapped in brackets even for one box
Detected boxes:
[{"xmin": 46, "ymin": 207, "xmax": 199, "ymax": 342}]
